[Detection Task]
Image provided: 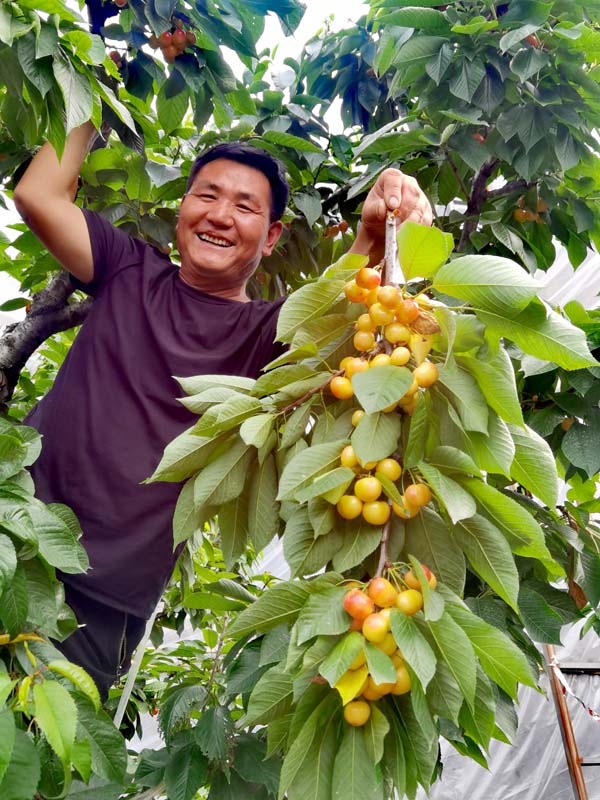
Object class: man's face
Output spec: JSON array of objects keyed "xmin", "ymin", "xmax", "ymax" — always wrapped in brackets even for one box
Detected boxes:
[{"xmin": 176, "ymin": 158, "xmax": 283, "ymax": 291}]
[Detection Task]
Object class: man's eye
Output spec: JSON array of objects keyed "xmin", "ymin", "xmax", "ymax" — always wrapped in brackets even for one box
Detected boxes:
[{"xmin": 238, "ymin": 204, "xmax": 253, "ymax": 212}]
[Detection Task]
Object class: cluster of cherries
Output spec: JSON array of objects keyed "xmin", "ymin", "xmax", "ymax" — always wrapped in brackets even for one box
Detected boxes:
[
  {"xmin": 149, "ymin": 26, "xmax": 197, "ymax": 64},
  {"xmin": 340, "ymin": 570, "xmax": 436, "ymax": 726},
  {"xmin": 334, "ymin": 443, "xmax": 432, "ymax": 525},
  {"xmin": 330, "ymin": 265, "xmax": 439, "ymax": 416}
]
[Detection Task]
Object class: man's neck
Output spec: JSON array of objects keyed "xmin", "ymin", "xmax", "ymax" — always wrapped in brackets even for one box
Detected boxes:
[{"xmin": 178, "ymin": 270, "xmax": 250, "ymax": 302}]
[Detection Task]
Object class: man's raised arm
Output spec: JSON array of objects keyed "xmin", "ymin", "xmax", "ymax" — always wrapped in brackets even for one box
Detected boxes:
[{"xmin": 13, "ymin": 122, "xmax": 99, "ymax": 284}]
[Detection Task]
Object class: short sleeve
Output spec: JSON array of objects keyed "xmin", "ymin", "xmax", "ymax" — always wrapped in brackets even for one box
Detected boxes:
[{"xmin": 72, "ymin": 210, "xmax": 146, "ymax": 296}]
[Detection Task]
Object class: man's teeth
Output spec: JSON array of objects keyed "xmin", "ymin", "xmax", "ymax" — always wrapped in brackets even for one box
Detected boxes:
[{"xmin": 198, "ymin": 233, "xmax": 232, "ymax": 247}]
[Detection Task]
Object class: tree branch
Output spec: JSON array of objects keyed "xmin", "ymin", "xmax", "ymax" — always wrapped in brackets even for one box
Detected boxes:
[
  {"xmin": 457, "ymin": 157, "xmax": 500, "ymax": 253},
  {"xmin": 376, "ymin": 517, "xmax": 392, "ymax": 577},
  {"xmin": 486, "ymin": 178, "xmax": 533, "ymax": 201},
  {"xmin": 0, "ymin": 271, "xmax": 92, "ymax": 409}
]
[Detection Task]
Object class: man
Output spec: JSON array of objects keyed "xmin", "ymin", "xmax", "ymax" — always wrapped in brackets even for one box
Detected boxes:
[{"xmin": 13, "ymin": 121, "xmax": 433, "ymax": 699}]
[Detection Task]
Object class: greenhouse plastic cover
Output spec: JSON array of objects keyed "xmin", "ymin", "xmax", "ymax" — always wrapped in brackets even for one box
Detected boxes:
[{"xmin": 415, "ymin": 621, "xmax": 600, "ymax": 800}]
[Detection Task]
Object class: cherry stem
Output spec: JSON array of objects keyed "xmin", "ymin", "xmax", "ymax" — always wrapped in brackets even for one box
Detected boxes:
[{"xmin": 376, "ymin": 516, "xmax": 392, "ymax": 577}]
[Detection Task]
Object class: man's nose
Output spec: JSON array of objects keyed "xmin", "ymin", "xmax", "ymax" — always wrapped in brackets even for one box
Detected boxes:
[{"xmin": 206, "ymin": 198, "xmax": 234, "ymax": 225}]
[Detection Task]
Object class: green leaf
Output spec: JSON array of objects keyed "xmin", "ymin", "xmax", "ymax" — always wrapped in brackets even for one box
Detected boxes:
[
  {"xmin": 296, "ymin": 585, "xmax": 349, "ymax": 645},
  {"xmin": 364, "ymin": 705, "xmax": 389, "ymax": 765},
  {"xmin": 510, "ymin": 46, "xmax": 550, "ymax": 80},
  {"xmin": 165, "ymin": 746, "xmax": 208, "ymax": 800},
  {"xmin": 351, "ymin": 412, "xmax": 402, "ymax": 464},
  {"xmin": 404, "ymin": 507, "xmax": 466, "ymax": 594},
  {"xmin": 0, "ymin": 708, "xmax": 15, "ymax": 784},
  {"xmin": 436, "ymin": 359, "xmax": 489, "ymax": 433},
  {"xmin": 47, "ymin": 661, "xmax": 100, "ymax": 711},
  {"xmin": 331, "ymin": 726, "xmax": 384, "ymax": 800},
  {"xmin": 417, "ymin": 462, "xmax": 476, "ymax": 524},
  {"xmin": 240, "ymin": 414, "xmax": 275, "ymax": 449},
  {"xmin": 458, "ymin": 668, "xmax": 496, "ymax": 749},
  {"xmin": 449, "ymin": 58, "xmax": 486, "ymax": 102},
  {"xmin": 407, "ymin": 555, "xmax": 444, "ymax": 622},
  {"xmin": 74, "ymin": 695, "xmax": 128, "ymax": 783},
  {"xmin": 194, "ymin": 706, "xmax": 229, "ymax": 767},
  {"xmin": 183, "ymin": 592, "xmax": 244, "ymax": 612},
  {"xmin": 0, "ymin": 729, "xmax": 40, "ymax": 800},
  {"xmin": 460, "ymin": 478, "xmax": 554, "ymax": 562},
  {"xmin": 173, "ymin": 479, "xmax": 199, "ymax": 547},
  {"xmin": 518, "ymin": 586, "xmax": 563, "ymax": 644},
  {"xmin": 377, "ymin": 6, "xmax": 451, "ymax": 32},
  {"xmin": 383, "ymin": 717, "xmax": 406, "ymax": 797},
  {"xmin": 389, "ymin": 611, "xmax": 436, "ymax": 690},
  {"xmin": 286, "ymin": 710, "xmax": 339, "ymax": 800},
  {"xmin": 194, "ymin": 438, "xmax": 252, "ymax": 506},
  {"xmin": 421, "ymin": 611, "xmax": 477, "ymax": 709},
  {"xmin": 158, "ymin": 684, "xmax": 207, "ymax": 745},
  {"xmin": 319, "ymin": 632, "xmax": 364, "ymax": 687},
  {"xmin": 351, "ymin": 366, "xmax": 413, "ymax": 414},
  {"xmin": 280, "ymin": 401, "xmax": 315, "ymax": 449},
  {"xmin": 332, "ymin": 518, "xmax": 382, "ymax": 572},
  {"xmin": 396, "ymin": 221, "xmax": 454, "ymax": 280},
  {"xmin": 293, "ymin": 189, "xmax": 322, "ymax": 226},
  {"xmin": 477, "ymin": 302, "xmax": 598, "ymax": 370},
  {"xmin": 295, "ymin": 467, "xmax": 355, "ymax": 504},
  {"xmin": 227, "ymin": 581, "xmax": 311, "ymax": 639},
  {"xmin": 148, "ymin": 430, "xmax": 227, "ymax": 482},
  {"xmin": 248, "ymin": 455, "xmax": 280, "ymax": 552},
  {"xmin": 447, "ymin": 603, "xmax": 536, "ymax": 698},
  {"xmin": 466, "ymin": 413, "xmax": 515, "ymax": 476},
  {"xmin": 0, "ymin": 561, "xmax": 27, "ymax": 637},
  {"xmin": 276, "ymin": 279, "xmax": 346, "ymax": 342},
  {"xmin": 244, "ymin": 666, "xmax": 294, "ymax": 726},
  {"xmin": 508, "ymin": 423, "xmax": 558, "ymax": 507},
  {"xmin": 263, "ymin": 129, "xmax": 323, "ymax": 153},
  {"xmin": 219, "ymin": 491, "xmax": 249, "ymax": 570},
  {"xmin": 157, "ymin": 83, "xmax": 190, "ymax": 134},
  {"xmin": 456, "ymin": 347, "xmax": 524, "ymax": 426},
  {"xmin": 433, "ymin": 255, "xmax": 540, "ymax": 315},
  {"xmin": 364, "ymin": 643, "xmax": 396, "ymax": 685},
  {"xmin": 278, "ymin": 441, "xmax": 348, "ymax": 501},
  {"xmin": 0, "ymin": 534, "xmax": 16, "ymax": 596},
  {"xmin": 177, "ymin": 374, "xmax": 255, "ymax": 396},
  {"xmin": 562, "ymin": 422, "xmax": 600, "ymax": 478},
  {"xmin": 403, "ymin": 389, "xmax": 430, "ymax": 468},
  {"xmin": 308, "ymin": 498, "xmax": 335, "ymax": 539},
  {"xmin": 283, "ymin": 506, "xmax": 344, "ymax": 577},
  {"xmin": 31, "ymin": 503, "xmax": 88, "ymax": 574},
  {"xmin": 452, "ymin": 515, "xmax": 520, "ymax": 611},
  {"xmin": 33, "ymin": 681, "xmax": 77, "ymax": 763},
  {"xmin": 52, "ymin": 55, "xmax": 92, "ymax": 133}
]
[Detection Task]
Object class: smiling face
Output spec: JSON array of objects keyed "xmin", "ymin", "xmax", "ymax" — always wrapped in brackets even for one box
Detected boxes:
[{"xmin": 176, "ymin": 158, "xmax": 283, "ymax": 300}]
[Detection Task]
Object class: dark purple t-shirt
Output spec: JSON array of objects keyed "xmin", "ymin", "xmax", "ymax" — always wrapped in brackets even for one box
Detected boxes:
[{"xmin": 26, "ymin": 209, "xmax": 284, "ymax": 618}]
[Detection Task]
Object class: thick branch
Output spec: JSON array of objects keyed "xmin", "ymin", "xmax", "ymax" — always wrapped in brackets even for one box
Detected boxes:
[
  {"xmin": 0, "ymin": 271, "xmax": 92, "ymax": 409},
  {"xmin": 486, "ymin": 178, "xmax": 533, "ymax": 201},
  {"xmin": 457, "ymin": 157, "xmax": 500, "ymax": 253}
]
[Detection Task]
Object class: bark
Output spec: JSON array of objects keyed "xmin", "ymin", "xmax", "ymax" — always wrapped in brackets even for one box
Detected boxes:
[
  {"xmin": 457, "ymin": 157, "xmax": 500, "ymax": 253},
  {"xmin": 0, "ymin": 271, "xmax": 91, "ymax": 411}
]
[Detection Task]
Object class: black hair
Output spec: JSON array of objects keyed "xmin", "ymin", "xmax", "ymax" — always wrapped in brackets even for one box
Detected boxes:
[{"xmin": 185, "ymin": 142, "xmax": 289, "ymax": 223}]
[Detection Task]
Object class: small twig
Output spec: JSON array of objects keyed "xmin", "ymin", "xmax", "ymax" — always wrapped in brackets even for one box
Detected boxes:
[
  {"xmin": 443, "ymin": 151, "xmax": 470, "ymax": 200},
  {"xmin": 279, "ymin": 370, "xmax": 343, "ymax": 415},
  {"xmin": 198, "ymin": 613, "xmax": 230, "ymax": 714},
  {"xmin": 131, "ymin": 781, "xmax": 165, "ymax": 800},
  {"xmin": 376, "ymin": 517, "xmax": 392, "ymax": 577}
]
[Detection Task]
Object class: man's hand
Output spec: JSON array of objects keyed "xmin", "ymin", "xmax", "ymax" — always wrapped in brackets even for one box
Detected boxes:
[{"xmin": 349, "ymin": 168, "xmax": 433, "ymax": 265}]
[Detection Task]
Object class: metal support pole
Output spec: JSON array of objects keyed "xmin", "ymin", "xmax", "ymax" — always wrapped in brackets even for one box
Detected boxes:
[{"xmin": 545, "ymin": 644, "xmax": 589, "ymax": 800}]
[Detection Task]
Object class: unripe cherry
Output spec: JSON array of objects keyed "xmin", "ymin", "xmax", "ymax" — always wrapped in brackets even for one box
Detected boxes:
[
  {"xmin": 353, "ymin": 331, "xmax": 375, "ymax": 352},
  {"xmin": 330, "ymin": 376, "xmax": 354, "ymax": 400},
  {"xmin": 392, "ymin": 499, "xmax": 417, "ymax": 519},
  {"xmin": 396, "ymin": 589, "xmax": 423, "ymax": 615},
  {"xmin": 376, "ymin": 458, "xmax": 402, "ymax": 481},
  {"xmin": 337, "ymin": 495, "xmax": 363, "ymax": 520},
  {"xmin": 396, "ymin": 298, "xmax": 420, "ymax": 324},
  {"xmin": 349, "ymin": 649, "xmax": 366, "ymax": 670},
  {"xmin": 345, "ymin": 357, "xmax": 369, "ymax": 378},
  {"xmin": 356, "ymin": 267, "xmax": 381, "ymax": 290},
  {"xmin": 365, "ymin": 288, "xmax": 379, "ymax": 307},
  {"xmin": 390, "ymin": 665, "xmax": 412, "ymax": 695},
  {"xmin": 356, "ymin": 313, "xmax": 376, "ymax": 333},
  {"xmin": 376, "ymin": 632, "xmax": 397, "ymax": 655},
  {"xmin": 340, "ymin": 445, "xmax": 359, "ymax": 468},
  {"xmin": 362, "ymin": 612, "xmax": 389, "ymax": 643},
  {"xmin": 354, "ymin": 476, "xmax": 382, "ymax": 502},
  {"xmin": 390, "ymin": 346, "xmax": 411, "ymax": 366},
  {"xmin": 413, "ymin": 361, "xmax": 439, "ymax": 388},
  {"xmin": 404, "ymin": 483, "xmax": 433, "ymax": 508},
  {"xmin": 369, "ymin": 302, "xmax": 395, "ymax": 326},
  {"xmin": 391, "ymin": 652, "xmax": 404, "ymax": 668},
  {"xmin": 344, "ymin": 281, "xmax": 369, "ymax": 303},
  {"xmin": 351, "ymin": 409, "xmax": 365, "ymax": 427},
  {"xmin": 344, "ymin": 699, "xmax": 371, "ymax": 726},
  {"xmin": 377, "ymin": 284, "xmax": 400, "ymax": 308},
  {"xmin": 343, "ymin": 588, "xmax": 375, "ymax": 620},
  {"xmin": 369, "ymin": 353, "xmax": 391, "ymax": 368},
  {"xmin": 368, "ymin": 577, "xmax": 398, "ymax": 607},
  {"xmin": 339, "ymin": 356, "xmax": 354, "ymax": 373},
  {"xmin": 362, "ymin": 501, "xmax": 391, "ymax": 525},
  {"xmin": 384, "ymin": 322, "xmax": 410, "ymax": 344}
]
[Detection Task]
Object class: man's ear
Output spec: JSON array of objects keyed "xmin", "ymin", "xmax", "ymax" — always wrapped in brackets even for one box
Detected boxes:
[{"xmin": 262, "ymin": 221, "xmax": 284, "ymax": 257}]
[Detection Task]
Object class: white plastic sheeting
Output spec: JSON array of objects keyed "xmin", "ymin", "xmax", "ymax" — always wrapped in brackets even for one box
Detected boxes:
[{"xmin": 416, "ymin": 622, "xmax": 600, "ymax": 800}]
